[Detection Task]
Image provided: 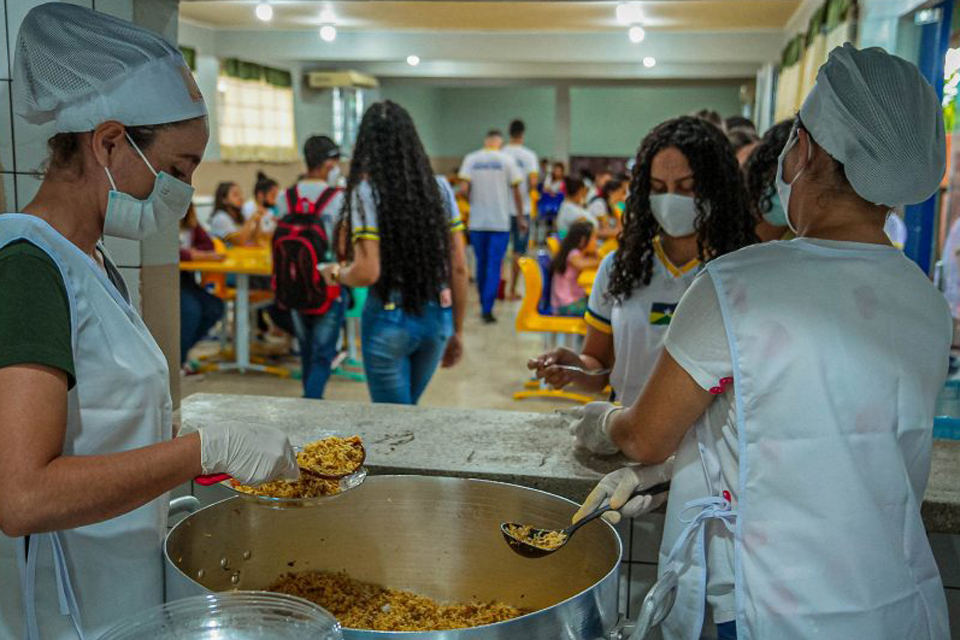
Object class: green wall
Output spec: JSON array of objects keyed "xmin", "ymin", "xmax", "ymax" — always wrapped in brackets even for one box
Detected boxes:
[
  {"xmin": 379, "ymin": 82, "xmax": 743, "ymax": 161},
  {"xmin": 376, "ymin": 84, "xmax": 444, "ymax": 156},
  {"xmin": 380, "ymin": 84, "xmax": 555, "ymax": 159},
  {"xmin": 570, "ymin": 84, "xmax": 743, "ymax": 157},
  {"xmin": 435, "ymin": 87, "xmax": 556, "ymax": 158}
]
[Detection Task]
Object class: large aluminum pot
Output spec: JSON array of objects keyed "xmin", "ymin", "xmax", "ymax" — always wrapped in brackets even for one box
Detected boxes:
[{"xmin": 165, "ymin": 476, "xmax": 622, "ymax": 640}]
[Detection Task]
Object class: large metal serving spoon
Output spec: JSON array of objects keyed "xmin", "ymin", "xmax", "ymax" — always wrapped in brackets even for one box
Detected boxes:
[{"xmin": 500, "ymin": 482, "xmax": 671, "ymax": 559}]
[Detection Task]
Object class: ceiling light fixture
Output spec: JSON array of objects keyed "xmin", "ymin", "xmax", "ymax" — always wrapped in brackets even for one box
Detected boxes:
[
  {"xmin": 406, "ymin": 55, "xmax": 421, "ymax": 67},
  {"xmin": 319, "ymin": 8, "xmax": 337, "ymax": 24},
  {"xmin": 643, "ymin": 56, "xmax": 657, "ymax": 68},
  {"xmin": 319, "ymin": 24, "xmax": 337, "ymax": 42},
  {"xmin": 616, "ymin": 3, "xmax": 644, "ymax": 26},
  {"xmin": 255, "ymin": 2, "xmax": 272, "ymax": 22},
  {"xmin": 628, "ymin": 26, "xmax": 645, "ymax": 43}
]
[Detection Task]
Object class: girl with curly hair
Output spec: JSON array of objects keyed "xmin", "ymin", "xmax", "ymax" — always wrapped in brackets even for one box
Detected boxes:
[
  {"xmin": 743, "ymin": 119, "xmax": 793, "ymax": 242},
  {"xmin": 529, "ymin": 116, "xmax": 756, "ymax": 405},
  {"xmin": 321, "ymin": 101, "xmax": 469, "ymax": 404}
]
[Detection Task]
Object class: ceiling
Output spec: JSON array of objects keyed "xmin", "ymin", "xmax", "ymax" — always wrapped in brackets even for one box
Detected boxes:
[
  {"xmin": 179, "ymin": 1, "xmax": 800, "ymax": 82},
  {"xmin": 180, "ymin": 1, "xmax": 800, "ymax": 32}
]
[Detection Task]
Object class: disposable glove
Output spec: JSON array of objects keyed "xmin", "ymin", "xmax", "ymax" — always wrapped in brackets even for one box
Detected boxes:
[
  {"xmin": 198, "ymin": 422, "xmax": 300, "ymax": 486},
  {"xmin": 573, "ymin": 458, "xmax": 674, "ymax": 524},
  {"xmin": 566, "ymin": 401, "xmax": 622, "ymax": 455}
]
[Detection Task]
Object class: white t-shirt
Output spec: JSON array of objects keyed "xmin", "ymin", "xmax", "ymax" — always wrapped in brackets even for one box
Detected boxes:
[
  {"xmin": 458, "ymin": 148, "xmax": 523, "ymax": 232},
  {"xmin": 242, "ymin": 199, "xmax": 278, "ymax": 235},
  {"xmin": 557, "ymin": 200, "xmax": 597, "ymax": 234},
  {"xmin": 349, "ymin": 176, "xmax": 465, "ymax": 243},
  {"xmin": 661, "ymin": 237, "xmax": 921, "ymax": 624},
  {"xmin": 585, "ymin": 240, "xmax": 700, "ymax": 406},
  {"xmin": 587, "ymin": 197, "xmax": 608, "ymax": 222},
  {"xmin": 501, "ymin": 143, "xmax": 539, "ymax": 217},
  {"xmin": 276, "ymin": 179, "xmax": 344, "ymax": 241},
  {"xmin": 209, "ymin": 209, "xmax": 242, "ymax": 239}
]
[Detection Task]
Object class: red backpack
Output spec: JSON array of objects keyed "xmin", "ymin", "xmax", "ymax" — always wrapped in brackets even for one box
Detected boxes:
[{"xmin": 271, "ymin": 185, "xmax": 341, "ymax": 315}]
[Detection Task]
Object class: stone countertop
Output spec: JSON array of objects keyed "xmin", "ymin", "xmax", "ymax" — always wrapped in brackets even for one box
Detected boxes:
[{"xmin": 181, "ymin": 393, "xmax": 960, "ymax": 534}]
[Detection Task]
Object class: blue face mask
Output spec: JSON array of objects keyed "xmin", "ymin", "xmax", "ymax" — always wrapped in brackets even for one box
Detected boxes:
[{"xmin": 763, "ymin": 189, "xmax": 788, "ymax": 227}]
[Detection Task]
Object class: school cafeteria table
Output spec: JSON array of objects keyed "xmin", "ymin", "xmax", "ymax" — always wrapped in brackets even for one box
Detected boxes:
[{"xmin": 180, "ymin": 247, "xmax": 281, "ymax": 375}]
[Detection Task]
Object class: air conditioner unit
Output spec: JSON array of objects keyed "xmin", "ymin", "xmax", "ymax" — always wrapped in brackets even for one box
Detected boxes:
[{"xmin": 305, "ymin": 70, "xmax": 379, "ymax": 89}]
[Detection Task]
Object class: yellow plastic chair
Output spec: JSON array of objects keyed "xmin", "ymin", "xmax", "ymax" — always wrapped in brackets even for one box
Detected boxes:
[
  {"xmin": 545, "ymin": 235, "xmax": 561, "ymax": 256},
  {"xmin": 513, "ymin": 257, "xmax": 593, "ymax": 404},
  {"xmin": 598, "ymin": 238, "xmax": 618, "ymax": 258}
]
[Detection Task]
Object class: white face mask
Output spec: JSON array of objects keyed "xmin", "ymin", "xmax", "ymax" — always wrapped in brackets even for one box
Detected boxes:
[
  {"xmin": 326, "ymin": 165, "xmax": 341, "ymax": 186},
  {"xmin": 649, "ymin": 193, "xmax": 699, "ymax": 237},
  {"xmin": 774, "ymin": 128, "xmax": 811, "ymax": 235},
  {"xmin": 102, "ymin": 133, "xmax": 195, "ymax": 240}
]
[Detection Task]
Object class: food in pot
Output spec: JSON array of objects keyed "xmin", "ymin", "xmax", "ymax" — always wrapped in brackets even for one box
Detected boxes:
[
  {"xmin": 231, "ymin": 435, "xmax": 364, "ymax": 499},
  {"xmin": 502, "ymin": 524, "xmax": 568, "ymax": 550},
  {"xmin": 268, "ymin": 570, "xmax": 528, "ymax": 631}
]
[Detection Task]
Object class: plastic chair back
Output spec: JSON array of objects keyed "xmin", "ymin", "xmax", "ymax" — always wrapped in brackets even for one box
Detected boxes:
[
  {"xmin": 546, "ymin": 235, "xmax": 561, "ymax": 256},
  {"xmin": 536, "ymin": 251, "xmax": 554, "ymax": 315}
]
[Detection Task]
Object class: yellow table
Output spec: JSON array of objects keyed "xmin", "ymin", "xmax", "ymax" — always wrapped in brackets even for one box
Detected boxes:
[
  {"xmin": 578, "ymin": 268, "xmax": 598, "ymax": 295},
  {"xmin": 180, "ymin": 248, "xmax": 275, "ymax": 374}
]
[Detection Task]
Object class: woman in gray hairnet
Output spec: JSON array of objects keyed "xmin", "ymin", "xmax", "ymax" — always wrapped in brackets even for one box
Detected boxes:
[
  {"xmin": 559, "ymin": 44, "xmax": 950, "ymax": 639},
  {"xmin": 0, "ymin": 5, "xmax": 299, "ymax": 639}
]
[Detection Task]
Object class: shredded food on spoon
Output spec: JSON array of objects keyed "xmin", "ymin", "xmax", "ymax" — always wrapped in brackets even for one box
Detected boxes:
[{"xmin": 232, "ymin": 435, "xmax": 364, "ymax": 498}]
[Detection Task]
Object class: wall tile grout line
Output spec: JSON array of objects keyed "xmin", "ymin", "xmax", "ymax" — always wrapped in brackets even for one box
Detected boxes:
[{"xmin": 3, "ymin": 0, "xmax": 18, "ymax": 209}]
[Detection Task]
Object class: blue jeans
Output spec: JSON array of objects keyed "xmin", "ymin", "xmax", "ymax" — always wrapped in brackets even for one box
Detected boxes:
[
  {"xmin": 361, "ymin": 295, "xmax": 453, "ymax": 404},
  {"xmin": 180, "ymin": 276, "xmax": 225, "ymax": 363},
  {"xmin": 292, "ymin": 298, "xmax": 345, "ymax": 399},
  {"xmin": 510, "ymin": 216, "xmax": 530, "ymax": 255},
  {"xmin": 716, "ymin": 621, "xmax": 737, "ymax": 640},
  {"xmin": 469, "ymin": 230, "xmax": 510, "ymax": 315}
]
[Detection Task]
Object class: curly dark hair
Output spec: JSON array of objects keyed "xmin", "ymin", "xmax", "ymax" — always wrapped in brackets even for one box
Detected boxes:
[
  {"xmin": 343, "ymin": 100, "xmax": 450, "ymax": 314},
  {"xmin": 743, "ymin": 120, "xmax": 793, "ymax": 221},
  {"xmin": 608, "ymin": 116, "xmax": 756, "ymax": 302}
]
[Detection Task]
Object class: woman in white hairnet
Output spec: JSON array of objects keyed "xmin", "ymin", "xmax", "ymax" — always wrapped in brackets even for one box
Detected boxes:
[
  {"xmin": 569, "ymin": 44, "xmax": 951, "ymax": 640},
  {"xmin": 0, "ymin": 5, "xmax": 299, "ymax": 639}
]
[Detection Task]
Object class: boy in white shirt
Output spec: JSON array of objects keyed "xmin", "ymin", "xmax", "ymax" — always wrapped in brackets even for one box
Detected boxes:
[
  {"xmin": 501, "ymin": 119, "xmax": 539, "ymax": 300},
  {"xmin": 459, "ymin": 130, "xmax": 524, "ymax": 323}
]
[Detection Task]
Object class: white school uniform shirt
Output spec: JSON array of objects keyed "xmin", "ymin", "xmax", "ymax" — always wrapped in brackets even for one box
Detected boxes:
[
  {"xmin": 585, "ymin": 239, "xmax": 699, "ymax": 406},
  {"xmin": 657, "ymin": 237, "xmax": 951, "ymax": 638},
  {"xmin": 208, "ymin": 209, "xmax": 241, "ymax": 239},
  {"xmin": 501, "ymin": 143, "xmax": 539, "ymax": 217},
  {"xmin": 556, "ymin": 201, "xmax": 597, "ymax": 234},
  {"xmin": 350, "ymin": 176, "xmax": 465, "ymax": 243},
  {"xmin": 242, "ymin": 199, "xmax": 278, "ymax": 235},
  {"xmin": 458, "ymin": 148, "xmax": 523, "ymax": 232}
]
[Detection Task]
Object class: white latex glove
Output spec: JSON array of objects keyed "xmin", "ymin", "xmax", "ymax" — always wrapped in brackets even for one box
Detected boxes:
[
  {"xmin": 198, "ymin": 423, "xmax": 300, "ymax": 486},
  {"xmin": 573, "ymin": 458, "xmax": 674, "ymax": 525},
  {"xmin": 566, "ymin": 401, "xmax": 622, "ymax": 455}
]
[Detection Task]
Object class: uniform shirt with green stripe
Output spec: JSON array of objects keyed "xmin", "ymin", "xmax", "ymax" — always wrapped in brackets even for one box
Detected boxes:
[
  {"xmin": 350, "ymin": 176, "xmax": 465, "ymax": 243},
  {"xmin": 0, "ymin": 238, "xmax": 130, "ymax": 390}
]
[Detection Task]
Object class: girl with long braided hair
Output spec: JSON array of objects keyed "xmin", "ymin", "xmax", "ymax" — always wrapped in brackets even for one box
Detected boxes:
[
  {"xmin": 321, "ymin": 101, "xmax": 468, "ymax": 404},
  {"xmin": 529, "ymin": 116, "xmax": 756, "ymax": 406}
]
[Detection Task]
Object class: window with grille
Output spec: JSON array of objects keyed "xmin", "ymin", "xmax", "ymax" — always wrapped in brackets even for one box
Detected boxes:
[{"xmin": 217, "ymin": 59, "xmax": 297, "ymax": 162}]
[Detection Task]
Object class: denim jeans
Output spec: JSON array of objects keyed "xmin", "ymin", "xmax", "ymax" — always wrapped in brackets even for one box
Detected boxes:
[
  {"xmin": 469, "ymin": 230, "xmax": 510, "ymax": 315},
  {"xmin": 180, "ymin": 276, "xmax": 225, "ymax": 363},
  {"xmin": 361, "ymin": 294, "xmax": 453, "ymax": 404},
  {"xmin": 716, "ymin": 621, "xmax": 737, "ymax": 640},
  {"xmin": 291, "ymin": 297, "xmax": 345, "ymax": 399}
]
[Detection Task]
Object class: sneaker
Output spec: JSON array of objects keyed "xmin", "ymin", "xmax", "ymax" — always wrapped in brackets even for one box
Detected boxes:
[{"xmin": 482, "ymin": 313, "xmax": 497, "ymax": 324}]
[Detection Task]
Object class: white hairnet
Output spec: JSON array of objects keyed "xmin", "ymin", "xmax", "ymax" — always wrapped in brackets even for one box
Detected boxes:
[
  {"xmin": 13, "ymin": 2, "xmax": 207, "ymax": 133},
  {"xmin": 799, "ymin": 43, "xmax": 945, "ymax": 207}
]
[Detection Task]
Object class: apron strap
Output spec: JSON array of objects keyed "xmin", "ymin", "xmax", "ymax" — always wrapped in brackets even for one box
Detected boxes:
[
  {"xmin": 50, "ymin": 532, "xmax": 86, "ymax": 640},
  {"xmin": 633, "ymin": 493, "xmax": 737, "ymax": 640},
  {"xmin": 17, "ymin": 533, "xmax": 86, "ymax": 640}
]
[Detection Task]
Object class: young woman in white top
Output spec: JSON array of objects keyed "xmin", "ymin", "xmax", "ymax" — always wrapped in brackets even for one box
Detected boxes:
[
  {"xmin": 530, "ymin": 116, "xmax": 757, "ymax": 406},
  {"xmin": 569, "ymin": 45, "xmax": 950, "ymax": 640},
  {"xmin": 209, "ymin": 181, "xmax": 265, "ymax": 247}
]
